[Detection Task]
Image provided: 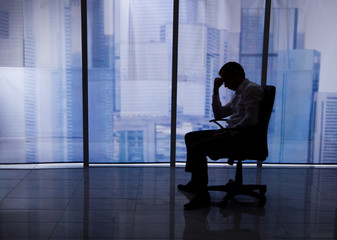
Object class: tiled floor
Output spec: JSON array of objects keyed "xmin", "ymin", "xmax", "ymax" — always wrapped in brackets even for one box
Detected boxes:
[{"xmin": 0, "ymin": 165, "xmax": 336, "ymax": 239}]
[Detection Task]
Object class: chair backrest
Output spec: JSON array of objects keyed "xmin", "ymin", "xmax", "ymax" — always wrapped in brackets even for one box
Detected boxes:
[
  {"xmin": 209, "ymin": 85, "xmax": 275, "ymax": 161},
  {"xmin": 251, "ymin": 85, "xmax": 276, "ymax": 160}
]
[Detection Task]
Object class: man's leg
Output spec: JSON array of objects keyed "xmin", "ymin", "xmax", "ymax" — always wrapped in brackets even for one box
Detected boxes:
[
  {"xmin": 188, "ymin": 132, "xmax": 234, "ymax": 187},
  {"xmin": 184, "ymin": 130, "xmax": 216, "ymax": 173},
  {"xmin": 179, "ymin": 132, "xmax": 235, "ymax": 210},
  {"xmin": 179, "ymin": 130, "xmax": 233, "ymax": 191},
  {"xmin": 178, "ymin": 130, "xmax": 216, "ymax": 192}
]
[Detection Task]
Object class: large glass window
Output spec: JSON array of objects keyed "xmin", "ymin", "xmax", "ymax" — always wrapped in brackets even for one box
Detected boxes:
[
  {"xmin": 88, "ymin": 0, "xmax": 173, "ymax": 163},
  {"xmin": 1, "ymin": 0, "xmax": 336, "ymax": 165},
  {"xmin": 176, "ymin": 0, "xmax": 266, "ymax": 162},
  {"xmin": 266, "ymin": 0, "xmax": 337, "ymax": 163},
  {"xmin": 0, "ymin": 0, "xmax": 82, "ymax": 163}
]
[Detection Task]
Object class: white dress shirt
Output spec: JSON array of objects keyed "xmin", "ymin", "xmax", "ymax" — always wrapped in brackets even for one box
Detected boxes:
[{"xmin": 212, "ymin": 79, "xmax": 264, "ymax": 128}]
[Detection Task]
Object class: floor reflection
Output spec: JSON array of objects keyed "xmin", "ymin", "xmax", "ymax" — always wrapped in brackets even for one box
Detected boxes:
[
  {"xmin": 0, "ymin": 166, "xmax": 336, "ymax": 239},
  {"xmin": 83, "ymin": 168, "xmax": 90, "ymax": 239},
  {"xmin": 181, "ymin": 196, "xmax": 266, "ymax": 239},
  {"xmin": 215, "ymin": 205, "xmax": 265, "ymax": 240},
  {"xmin": 183, "ymin": 207, "xmax": 210, "ymax": 239},
  {"xmin": 335, "ymin": 209, "xmax": 337, "ymax": 239}
]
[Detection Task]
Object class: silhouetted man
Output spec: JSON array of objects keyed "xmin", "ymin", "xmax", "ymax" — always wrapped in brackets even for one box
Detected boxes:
[{"xmin": 178, "ymin": 62, "xmax": 264, "ymax": 210}]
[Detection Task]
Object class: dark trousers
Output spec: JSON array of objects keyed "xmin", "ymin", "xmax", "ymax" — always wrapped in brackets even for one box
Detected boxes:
[{"xmin": 184, "ymin": 130, "xmax": 237, "ymax": 186}]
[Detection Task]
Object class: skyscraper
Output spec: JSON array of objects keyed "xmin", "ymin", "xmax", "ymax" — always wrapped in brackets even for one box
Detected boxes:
[
  {"xmin": 0, "ymin": 0, "xmax": 83, "ymax": 163},
  {"xmin": 88, "ymin": 0, "xmax": 115, "ymax": 162},
  {"xmin": 271, "ymin": 49, "xmax": 320, "ymax": 163},
  {"xmin": 110, "ymin": 0, "xmax": 173, "ymax": 162},
  {"xmin": 314, "ymin": 93, "xmax": 337, "ymax": 163},
  {"xmin": 240, "ymin": 4, "xmax": 321, "ymax": 163},
  {"xmin": 240, "ymin": 7, "xmax": 265, "ymax": 84}
]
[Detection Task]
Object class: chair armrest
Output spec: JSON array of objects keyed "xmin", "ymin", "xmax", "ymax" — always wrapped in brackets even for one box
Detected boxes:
[
  {"xmin": 209, "ymin": 119, "xmax": 258, "ymax": 134},
  {"xmin": 209, "ymin": 119, "xmax": 227, "ymax": 129}
]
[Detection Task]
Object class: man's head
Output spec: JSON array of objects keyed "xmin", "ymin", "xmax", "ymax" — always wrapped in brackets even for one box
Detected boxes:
[{"xmin": 219, "ymin": 62, "xmax": 245, "ymax": 91}]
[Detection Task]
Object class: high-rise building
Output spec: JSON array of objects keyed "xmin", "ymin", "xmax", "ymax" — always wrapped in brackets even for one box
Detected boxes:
[
  {"xmin": 271, "ymin": 49, "xmax": 320, "ymax": 163},
  {"xmin": 240, "ymin": 7, "xmax": 265, "ymax": 84},
  {"xmin": 0, "ymin": 0, "xmax": 82, "ymax": 163},
  {"xmin": 314, "ymin": 93, "xmax": 337, "ymax": 163},
  {"xmin": 88, "ymin": 0, "xmax": 115, "ymax": 162},
  {"xmin": 110, "ymin": 0, "xmax": 172, "ymax": 162},
  {"xmin": 240, "ymin": 4, "xmax": 321, "ymax": 163}
]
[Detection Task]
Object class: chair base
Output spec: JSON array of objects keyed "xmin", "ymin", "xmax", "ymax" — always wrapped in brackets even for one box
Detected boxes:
[{"xmin": 207, "ymin": 179, "xmax": 267, "ymax": 208}]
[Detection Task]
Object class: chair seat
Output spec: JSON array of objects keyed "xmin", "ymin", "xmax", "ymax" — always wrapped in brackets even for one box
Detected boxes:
[{"xmin": 209, "ymin": 146, "xmax": 268, "ymax": 161}]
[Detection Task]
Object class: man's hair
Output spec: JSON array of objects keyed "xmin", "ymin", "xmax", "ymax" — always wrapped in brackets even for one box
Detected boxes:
[{"xmin": 219, "ymin": 62, "xmax": 245, "ymax": 79}]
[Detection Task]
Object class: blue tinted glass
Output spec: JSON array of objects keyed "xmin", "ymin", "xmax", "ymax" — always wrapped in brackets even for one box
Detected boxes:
[
  {"xmin": 176, "ymin": 0, "xmax": 265, "ymax": 163},
  {"xmin": 267, "ymin": 0, "xmax": 337, "ymax": 163},
  {"xmin": 88, "ymin": 0, "xmax": 173, "ymax": 163},
  {"xmin": 0, "ymin": 0, "xmax": 82, "ymax": 163}
]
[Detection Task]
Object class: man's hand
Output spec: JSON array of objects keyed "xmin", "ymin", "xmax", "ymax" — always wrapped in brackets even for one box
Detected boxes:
[{"xmin": 213, "ymin": 77, "xmax": 223, "ymax": 96}]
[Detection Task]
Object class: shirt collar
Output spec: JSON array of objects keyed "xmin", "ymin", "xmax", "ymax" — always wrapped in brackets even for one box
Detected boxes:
[{"xmin": 236, "ymin": 79, "xmax": 249, "ymax": 93}]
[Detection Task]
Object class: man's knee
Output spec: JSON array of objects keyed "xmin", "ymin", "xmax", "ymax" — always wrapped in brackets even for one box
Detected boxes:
[
  {"xmin": 185, "ymin": 131, "xmax": 202, "ymax": 145},
  {"xmin": 185, "ymin": 131, "xmax": 194, "ymax": 142}
]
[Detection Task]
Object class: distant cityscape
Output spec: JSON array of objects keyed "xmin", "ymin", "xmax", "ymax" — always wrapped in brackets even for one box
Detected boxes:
[{"xmin": 0, "ymin": 0, "xmax": 336, "ymax": 164}]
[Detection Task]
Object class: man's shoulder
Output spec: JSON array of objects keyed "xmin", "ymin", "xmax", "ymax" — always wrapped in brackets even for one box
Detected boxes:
[
  {"xmin": 246, "ymin": 80, "xmax": 261, "ymax": 87},
  {"xmin": 245, "ymin": 80, "xmax": 263, "ymax": 93}
]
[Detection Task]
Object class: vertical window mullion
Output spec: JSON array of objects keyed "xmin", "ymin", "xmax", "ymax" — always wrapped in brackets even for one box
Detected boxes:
[
  {"xmin": 258, "ymin": 0, "xmax": 271, "ymax": 168},
  {"xmin": 81, "ymin": 0, "xmax": 89, "ymax": 167},
  {"xmin": 170, "ymin": 0, "xmax": 179, "ymax": 167},
  {"xmin": 261, "ymin": 0, "xmax": 271, "ymax": 87}
]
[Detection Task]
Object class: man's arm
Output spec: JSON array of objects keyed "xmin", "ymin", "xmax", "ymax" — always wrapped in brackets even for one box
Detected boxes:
[{"xmin": 212, "ymin": 78, "xmax": 232, "ymax": 119}]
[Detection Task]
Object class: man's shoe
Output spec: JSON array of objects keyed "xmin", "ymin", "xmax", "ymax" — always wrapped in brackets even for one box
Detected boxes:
[
  {"xmin": 184, "ymin": 191, "xmax": 211, "ymax": 210},
  {"xmin": 177, "ymin": 181, "xmax": 200, "ymax": 193}
]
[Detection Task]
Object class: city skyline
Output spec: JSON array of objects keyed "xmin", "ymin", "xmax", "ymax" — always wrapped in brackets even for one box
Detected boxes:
[{"xmin": 0, "ymin": 0, "xmax": 336, "ymax": 164}]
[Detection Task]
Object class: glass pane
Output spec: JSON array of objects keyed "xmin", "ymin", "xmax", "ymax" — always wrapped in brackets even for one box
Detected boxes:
[
  {"xmin": 0, "ymin": 0, "xmax": 82, "ymax": 163},
  {"xmin": 88, "ymin": 0, "xmax": 173, "ymax": 163},
  {"xmin": 176, "ymin": 0, "xmax": 265, "ymax": 162},
  {"xmin": 267, "ymin": 0, "xmax": 337, "ymax": 163}
]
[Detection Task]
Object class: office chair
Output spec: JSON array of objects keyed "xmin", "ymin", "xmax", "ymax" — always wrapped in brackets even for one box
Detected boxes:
[{"xmin": 207, "ymin": 85, "xmax": 275, "ymax": 208}]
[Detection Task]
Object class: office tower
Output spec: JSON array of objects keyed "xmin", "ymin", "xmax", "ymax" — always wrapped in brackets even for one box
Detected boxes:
[
  {"xmin": 314, "ymin": 93, "xmax": 337, "ymax": 163},
  {"xmin": 0, "ymin": 0, "xmax": 82, "ymax": 163},
  {"xmin": 240, "ymin": 7, "xmax": 265, "ymax": 84},
  {"xmin": 22, "ymin": 0, "xmax": 38, "ymax": 162},
  {"xmin": 272, "ymin": 49, "xmax": 320, "ymax": 163},
  {"xmin": 0, "ymin": 0, "xmax": 25, "ymax": 163},
  {"xmin": 266, "ymin": 8, "xmax": 318, "ymax": 164},
  {"xmin": 110, "ymin": 0, "xmax": 172, "ymax": 162},
  {"xmin": 36, "ymin": 0, "xmax": 82, "ymax": 163},
  {"xmin": 240, "ymin": 4, "xmax": 321, "ymax": 163},
  {"xmin": 0, "ymin": 0, "xmax": 24, "ymax": 66},
  {"xmin": 88, "ymin": 0, "xmax": 115, "ymax": 162}
]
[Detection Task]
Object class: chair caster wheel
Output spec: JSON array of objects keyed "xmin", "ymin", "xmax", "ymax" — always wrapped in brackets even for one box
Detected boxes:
[{"xmin": 258, "ymin": 196, "xmax": 266, "ymax": 207}]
